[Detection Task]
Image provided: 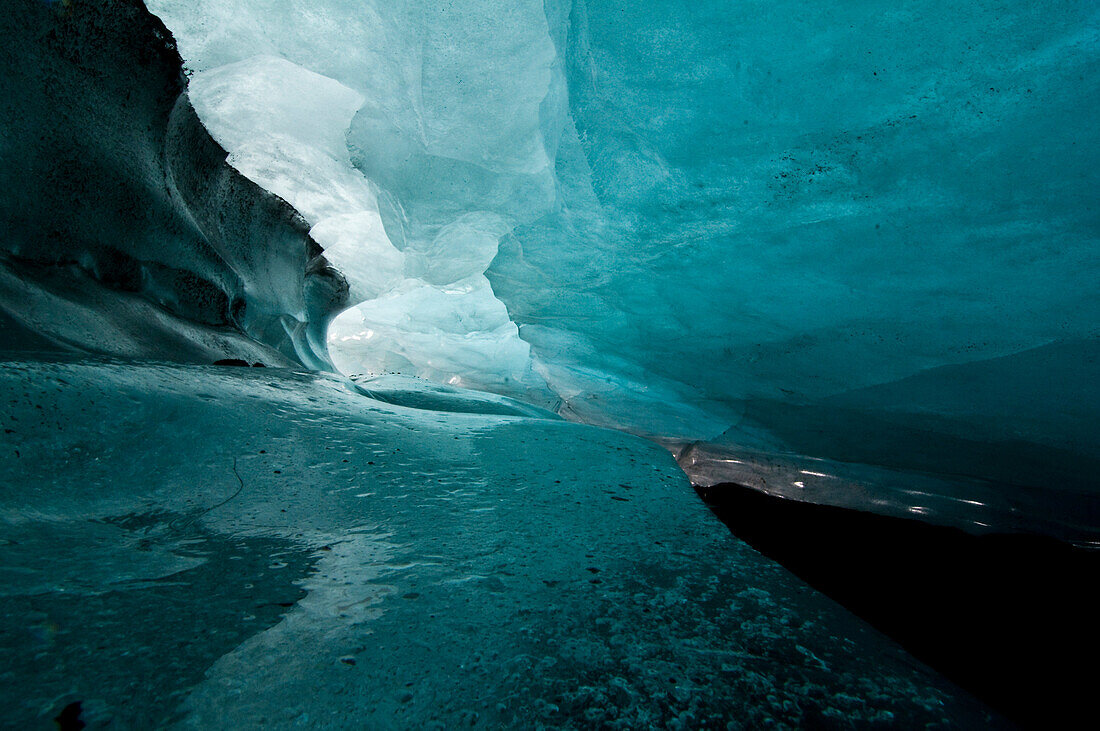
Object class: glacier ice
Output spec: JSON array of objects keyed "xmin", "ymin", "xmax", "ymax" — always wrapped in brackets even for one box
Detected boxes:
[
  {"xmin": 1, "ymin": 0, "xmax": 1097, "ymax": 725},
  {"xmin": 146, "ymin": 0, "xmax": 1100, "ymax": 537},
  {"xmin": 0, "ymin": 357, "xmax": 997, "ymax": 727},
  {"xmin": 150, "ymin": 0, "xmax": 559, "ymax": 401},
  {"xmin": 328, "ymin": 277, "xmax": 538, "ymax": 394},
  {"xmin": 0, "ymin": 0, "xmax": 346, "ymax": 368}
]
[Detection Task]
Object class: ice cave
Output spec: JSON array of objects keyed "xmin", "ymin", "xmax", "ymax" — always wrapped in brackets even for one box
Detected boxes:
[{"xmin": 1, "ymin": 0, "xmax": 1097, "ymax": 728}]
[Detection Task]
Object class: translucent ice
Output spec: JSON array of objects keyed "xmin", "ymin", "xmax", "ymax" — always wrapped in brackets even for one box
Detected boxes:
[
  {"xmin": 137, "ymin": 1, "xmax": 1100, "ymax": 528},
  {"xmin": 327, "ymin": 276, "xmax": 539, "ymax": 396},
  {"xmin": 1, "ymin": 1, "xmax": 1088, "ymax": 723},
  {"xmin": 149, "ymin": 0, "xmax": 559, "ymax": 399}
]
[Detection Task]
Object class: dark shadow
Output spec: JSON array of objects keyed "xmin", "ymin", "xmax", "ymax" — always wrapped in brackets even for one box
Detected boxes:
[
  {"xmin": 53, "ymin": 701, "xmax": 85, "ymax": 731},
  {"xmin": 696, "ymin": 482, "xmax": 1100, "ymax": 730}
]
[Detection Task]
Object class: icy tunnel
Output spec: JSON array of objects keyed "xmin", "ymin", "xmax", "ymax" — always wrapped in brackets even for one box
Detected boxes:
[{"xmin": 1, "ymin": 0, "xmax": 1097, "ymax": 728}]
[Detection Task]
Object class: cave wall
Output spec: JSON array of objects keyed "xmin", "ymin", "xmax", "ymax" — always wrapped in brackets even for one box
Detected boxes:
[{"xmin": 0, "ymin": 0, "xmax": 345, "ymax": 366}]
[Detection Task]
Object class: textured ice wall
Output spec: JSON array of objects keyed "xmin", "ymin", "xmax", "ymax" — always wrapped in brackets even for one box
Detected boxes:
[
  {"xmin": 148, "ymin": 1, "xmax": 1100, "ymax": 503},
  {"xmin": 524, "ymin": 0, "xmax": 1100, "ymax": 518},
  {"xmin": 148, "ymin": 0, "xmax": 559, "ymax": 401},
  {"xmin": 0, "ymin": 0, "xmax": 347, "ymax": 367},
  {"xmin": 498, "ymin": 0, "xmax": 1100, "ymax": 446}
]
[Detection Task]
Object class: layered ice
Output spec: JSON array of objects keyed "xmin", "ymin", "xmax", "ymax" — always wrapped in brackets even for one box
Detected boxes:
[
  {"xmin": 151, "ymin": 0, "xmax": 558, "ymax": 401},
  {"xmin": 0, "ymin": 0, "xmax": 345, "ymax": 367}
]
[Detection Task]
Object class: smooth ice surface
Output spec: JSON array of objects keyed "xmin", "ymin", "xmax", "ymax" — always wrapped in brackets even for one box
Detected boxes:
[
  {"xmin": 0, "ymin": 358, "xmax": 998, "ymax": 727},
  {"xmin": 676, "ymin": 441, "xmax": 1100, "ymax": 545},
  {"xmin": 147, "ymin": 0, "xmax": 1100, "ymax": 514}
]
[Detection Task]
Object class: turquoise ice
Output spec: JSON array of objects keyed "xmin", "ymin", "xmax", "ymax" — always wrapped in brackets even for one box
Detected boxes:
[
  {"xmin": 1, "ymin": 0, "xmax": 1096, "ymax": 726},
  {"xmin": 0, "ymin": 358, "xmax": 996, "ymax": 727},
  {"xmin": 146, "ymin": 0, "xmax": 1100, "ymax": 510}
]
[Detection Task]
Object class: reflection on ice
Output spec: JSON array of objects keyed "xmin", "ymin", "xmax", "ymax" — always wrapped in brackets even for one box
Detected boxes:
[
  {"xmin": 0, "ymin": 357, "xmax": 999, "ymax": 727},
  {"xmin": 676, "ymin": 441, "xmax": 1100, "ymax": 546}
]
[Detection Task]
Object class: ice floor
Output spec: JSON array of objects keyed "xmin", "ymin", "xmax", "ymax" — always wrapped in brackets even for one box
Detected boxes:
[{"xmin": 0, "ymin": 358, "xmax": 1000, "ymax": 728}]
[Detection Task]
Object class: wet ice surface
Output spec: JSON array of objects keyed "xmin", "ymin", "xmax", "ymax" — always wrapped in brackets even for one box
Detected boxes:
[
  {"xmin": 0, "ymin": 359, "xmax": 999, "ymax": 728},
  {"xmin": 348, "ymin": 374, "xmax": 560, "ymax": 419},
  {"xmin": 676, "ymin": 442, "xmax": 1100, "ymax": 547}
]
